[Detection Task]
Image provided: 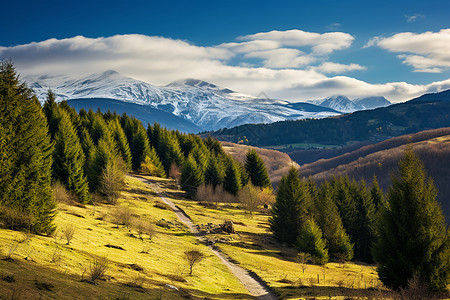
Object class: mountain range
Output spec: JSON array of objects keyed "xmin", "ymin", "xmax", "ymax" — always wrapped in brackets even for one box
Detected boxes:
[
  {"xmin": 209, "ymin": 89, "xmax": 450, "ymax": 147},
  {"xmin": 26, "ymin": 71, "xmax": 389, "ymax": 132},
  {"xmin": 307, "ymin": 95, "xmax": 391, "ymax": 113}
]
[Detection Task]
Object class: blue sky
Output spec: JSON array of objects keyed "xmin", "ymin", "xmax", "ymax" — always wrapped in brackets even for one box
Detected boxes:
[{"xmin": 1, "ymin": 0, "xmax": 449, "ymax": 102}]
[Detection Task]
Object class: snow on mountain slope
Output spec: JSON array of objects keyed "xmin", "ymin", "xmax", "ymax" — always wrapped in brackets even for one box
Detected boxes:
[
  {"xmin": 307, "ymin": 95, "xmax": 391, "ymax": 113},
  {"xmin": 26, "ymin": 70, "xmax": 341, "ymax": 131}
]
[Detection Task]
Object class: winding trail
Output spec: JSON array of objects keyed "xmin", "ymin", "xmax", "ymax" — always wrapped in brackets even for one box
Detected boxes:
[{"xmin": 134, "ymin": 176, "xmax": 277, "ymax": 300}]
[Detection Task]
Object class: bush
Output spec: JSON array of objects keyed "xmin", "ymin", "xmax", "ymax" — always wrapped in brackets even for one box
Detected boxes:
[
  {"xmin": 53, "ymin": 182, "xmax": 77, "ymax": 204},
  {"xmin": 168, "ymin": 163, "xmax": 181, "ymax": 183},
  {"xmin": 0, "ymin": 205, "xmax": 35, "ymax": 232},
  {"xmin": 110, "ymin": 206, "xmax": 133, "ymax": 228},
  {"xmin": 88, "ymin": 256, "xmax": 108, "ymax": 282}
]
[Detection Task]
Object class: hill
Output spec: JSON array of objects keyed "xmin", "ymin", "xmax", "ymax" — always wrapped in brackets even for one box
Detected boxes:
[
  {"xmin": 220, "ymin": 141, "xmax": 299, "ymax": 187},
  {"xmin": 209, "ymin": 89, "xmax": 450, "ymax": 148},
  {"xmin": 67, "ymin": 98, "xmax": 202, "ymax": 133},
  {"xmin": 296, "ymin": 128, "xmax": 450, "ymax": 221},
  {"xmin": 0, "ymin": 175, "xmax": 384, "ymax": 299}
]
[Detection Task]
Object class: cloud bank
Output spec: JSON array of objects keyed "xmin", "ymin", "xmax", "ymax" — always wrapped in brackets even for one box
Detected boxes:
[
  {"xmin": 367, "ymin": 28, "xmax": 450, "ymax": 73},
  {"xmin": 1, "ymin": 29, "xmax": 449, "ymax": 102}
]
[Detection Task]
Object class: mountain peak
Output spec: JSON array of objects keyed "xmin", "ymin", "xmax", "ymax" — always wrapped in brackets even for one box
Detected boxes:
[{"xmin": 167, "ymin": 78, "xmax": 218, "ymax": 89}]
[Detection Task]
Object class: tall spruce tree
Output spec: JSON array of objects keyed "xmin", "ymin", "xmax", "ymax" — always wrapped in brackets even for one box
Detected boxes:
[
  {"xmin": 109, "ymin": 118, "xmax": 132, "ymax": 170},
  {"xmin": 297, "ymin": 219, "xmax": 329, "ymax": 265},
  {"xmin": 316, "ymin": 182, "xmax": 354, "ymax": 260},
  {"xmin": 269, "ymin": 167, "xmax": 310, "ymax": 245},
  {"xmin": 0, "ymin": 61, "xmax": 55, "ymax": 234},
  {"xmin": 353, "ymin": 179, "xmax": 377, "ymax": 262},
  {"xmin": 373, "ymin": 146, "xmax": 450, "ymax": 291},
  {"xmin": 42, "ymin": 90, "xmax": 60, "ymax": 139},
  {"xmin": 205, "ymin": 157, "xmax": 225, "ymax": 189},
  {"xmin": 180, "ymin": 155, "xmax": 204, "ymax": 198},
  {"xmin": 223, "ymin": 160, "xmax": 242, "ymax": 196},
  {"xmin": 245, "ymin": 149, "xmax": 271, "ymax": 189},
  {"xmin": 370, "ymin": 175, "xmax": 385, "ymax": 212},
  {"xmin": 53, "ymin": 109, "xmax": 91, "ymax": 203}
]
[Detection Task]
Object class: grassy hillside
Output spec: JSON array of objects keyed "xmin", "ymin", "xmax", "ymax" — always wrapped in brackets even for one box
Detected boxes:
[
  {"xmin": 298, "ymin": 128, "xmax": 450, "ymax": 221},
  {"xmin": 0, "ymin": 176, "xmax": 248, "ymax": 299},
  {"xmin": 221, "ymin": 141, "xmax": 299, "ymax": 187},
  {"xmin": 0, "ymin": 174, "xmax": 389, "ymax": 299}
]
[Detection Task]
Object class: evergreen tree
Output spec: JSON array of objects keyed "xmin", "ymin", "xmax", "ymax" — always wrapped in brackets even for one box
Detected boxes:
[
  {"xmin": 53, "ymin": 109, "xmax": 91, "ymax": 203},
  {"xmin": 130, "ymin": 126, "xmax": 151, "ymax": 171},
  {"xmin": 223, "ymin": 160, "xmax": 242, "ymax": 196},
  {"xmin": 109, "ymin": 118, "xmax": 132, "ymax": 170},
  {"xmin": 245, "ymin": 149, "xmax": 271, "ymax": 189},
  {"xmin": 158, "ymin": 131, "xmax": 185, "ymax": 174},
  {"xmin": 42, "ymin": 90, "xmax": 60, "ymax": 139},
  {"xmin": 269, "ymin": 167, "xmax": 310, "ymax": 245},
  {"xmin": 180, "ymin": 155, "xmax": 204, "ymax": 198},
  {"xmin": 205, "ymin": 157, "xmax": 225, "ymax": 188},
  {"xmin": 316, "ymin": 182, "xmax": 354, "ymax": 260},
  {"xmin": 353, "ymin": 179, "xmax": 377, "ymax": 262},
  {"xmin": 373, "ymin": 146, "xmax": 450, "ymax": 291},
  {"xmin": 0, "ymin": 61, "xmax": 55, "ymax": 234},
  {"xmin": 297, "ymin": 219, "xmax": 329, "ymax": 265},
  {"xmin": 370, "ymin": 175, "xmax": 385, "ymax": 212},
  {"xmin": 88, "ymin": 136, "xmax": 118, "ymax": 191},
  {"xmin": 140, "ymin": 146, "xmax": 166, "ymax": 178}
]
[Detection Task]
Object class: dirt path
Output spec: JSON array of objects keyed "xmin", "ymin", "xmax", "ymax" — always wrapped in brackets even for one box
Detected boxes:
[{"xmin": 134, "ymin": 176, "xmax": 277, "ymax": 300}]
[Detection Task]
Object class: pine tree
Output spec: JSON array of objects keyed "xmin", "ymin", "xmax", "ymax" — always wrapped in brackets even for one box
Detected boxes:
[
  {"xmin": 158, "ymin": 131, "xmax": 185, "ymax": 174},
  {"xmin": 370, "ymin": 175, "xmax": 385, "ymax": 212},
  {"xmin": 180, "ymin": 155, "xmax": 204, "ymax": 198},
  {"xmin": 205, "ymin": 157, "xmax": 225, "ymax": 188},
  {"xmin": 0, "ymin": 61, "xmax": 55, "ymax": 234},
  {"xmin": 140, "ymin": 146, "xmax": 166, "ymax": 178},
  {"xmin": 42, "ymin": 90, "xmax": 60, "ymax": 139},
  {"xmin": 53, "ymin": 109, "xmax": 91, "ymax": 203},
  {"xmin": 353, "ymin": 179, "xmax": 377, "ymax": 262},
  {"xmin": 130, "ymin": 126, "xmax": 151, "ymax": 171},
  {"xmin": 373, "ymin": 146, "xmax": 450, "ymax": 291},
  {"xmin": 297, "ymin": 219, "xmax": 329, "ymax": 265},
  {"xmin": 223, "ymin": 160, "xmax": 242, "ymax": 196},
  {"xmin": 245, "ymin": 149, "xmax": 271, "ymax": 188},
  {"xmin": 109, "ymin": 118, "xmax": 132, "ymax": 170},
  {"xmin": 88, "ymin": 136, "xmax": 118, "ymax": 191},
  {"xmin": 316, "ymin": 182, "xmax": 354, "ymax": 260},
  {"xmin": 269, "ymin": 167, "xmax": 310, "ymax": 245}
]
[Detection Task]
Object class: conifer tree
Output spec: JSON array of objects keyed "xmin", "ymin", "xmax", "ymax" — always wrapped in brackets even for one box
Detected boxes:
[
  {"xmin": 370, "ymin": 175, "xmax": 385, "ymax": 212},
  {"xmin": 109, "ymin": 118, "xmax": 132, "ymax": 170},
  {"xmin": 0, "ymin": 61, "xmax": 55, "ymax": 234},
  {"xmin": 297, "ymin": 219, "xmax": 329, "ymax": 265},
  {"xmin": 158, "ymin": 131, "xmax": 185, "ymax": 174},
  {"xmin": 43, "ymin": 90, "xmax": 60, "ymax": 139},
  {"xmin": 180, "ymin": 155, "xmax": 204, "ymax": 198},
  {"xmin": 223, "ymin": 160, "xmax": 242, "ymax": 196},
  {"xmin": 53, "ymin": 109, "xmax": 91, "ymax": 203},
  {"xmin": 353, "ymin": 179, "xmax": 377, "ymax": 262},
  {"xmin": 269, "ymin": 167, "xmax": 310, "ymax": 245},
  {"xmin": 88, "ymin": 136, "xmax": 118, "ymax": 191},
  {"xmin": 140, "ymin": 146, "xmax": 166, "ymax": 178},
  {"xmin": 205, "ymin": 157, "xmax": 225, "ymax": 188},
  {"xmin": 130, "ymin": 126, "xmax": 151, "ymax": 171},
  {"xmin": 316, "ymin": 182, "xmax": 354, "ymax": 260},
  {"xmin": 245, "ymin": 149, "xmax": 271, "ymax": 188},
  {"xmin": 373, "ymin": 146, "xmax": 450, "ymax": 291}
]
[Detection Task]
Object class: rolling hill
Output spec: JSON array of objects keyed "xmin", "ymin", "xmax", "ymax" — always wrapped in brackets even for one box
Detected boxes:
[{"xmin": 296, "ymin": 128, "xmax": 450, "ymax": 221}]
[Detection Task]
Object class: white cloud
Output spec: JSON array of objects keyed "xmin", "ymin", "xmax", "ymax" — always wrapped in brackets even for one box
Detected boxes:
[
  {"xmin": 310, "ymin": 62, "xmax": 367, "ymax": 74},
  {"xmin": 406, "ymin": 14, "xmax": 425, "ymax": 23},
  {"xmin": 367, "ymin": 29, "xmax": 450, "ymax": 73},
  {"xmin": 1, "ymin": 33, "xmax": 449, "ymax": 103},
  {"xmin": 240, "ymin": 29, "xmax": 354, "ymax": 54}
]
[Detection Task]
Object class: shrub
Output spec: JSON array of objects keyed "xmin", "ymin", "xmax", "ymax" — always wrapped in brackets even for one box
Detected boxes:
[
  {"xmin": 87, "ymin": 256, "xmax": 109, "ymax": 282},
  {"xmin": 100, "ymin": 158, "xmax": 126, "ymax": 205},
  {"xmin": 111, "ymin": 206, "xmax": 133, "ymax": 228},
  {"xmin": 0, "ymin": 205, "xmax": 35, "ymax": 232},
  {"xmin": 53, "ymin": 181, "xmax": 77, "ymax": 204}
]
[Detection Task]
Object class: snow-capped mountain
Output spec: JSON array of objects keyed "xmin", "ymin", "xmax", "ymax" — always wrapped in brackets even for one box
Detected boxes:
[
  {"xmin": 25, "ymin": 70, "xmax": 341, "ymax": 131},
  {"xmin": 307, "ymin": 95, "xmax": 391, "ymax": 113},
  {"xmin": 353, "ymin": 96, "xmax": 391, "ymax": 110}
]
